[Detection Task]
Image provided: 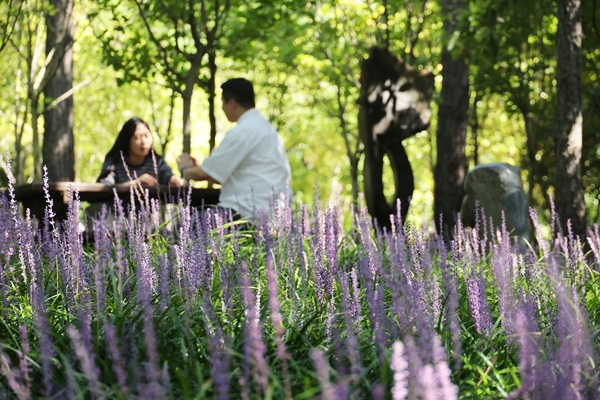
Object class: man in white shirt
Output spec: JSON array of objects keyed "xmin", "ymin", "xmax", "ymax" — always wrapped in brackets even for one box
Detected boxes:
[{"xmin": 177, "ymin": 78, "xmax": 292, "ymax": 221}]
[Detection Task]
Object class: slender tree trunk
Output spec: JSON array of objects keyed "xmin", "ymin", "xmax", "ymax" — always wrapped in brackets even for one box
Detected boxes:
[
  {"xmin": 523, "ymin": 109, "xmax": 536, "ymax": 205},
  {"xmin": 14, "ymin": 110, "xmax": 28, "ymax": 185},
  {"xmin": 13, "ymin": 65, "xmax": 26, "ymax": 184},
  {"xmin": 336, "ymin": 83, "xmax": 359, "ymax": 205},
  {"xmin": 515, "ymin": 96, "xmax": 552, "ymax": 211},
  {"xmin": 469, "ymin": 91, "xmax": 480, "ymax": 167},
  {"xmin": 181, "ymin": 59, "xmax": 202, "ymax": 155},
  {"xmin": 208, "ymin": 50, "xmax": 217, "ymax": 154},
  {"xmin": 31, "ymin": 96, "xmax": 42, "ymax": 181},
  {"xmin": 14, "ymin": 123, "xmax": 23, "ymax": 184},
  {"xmin": 160, "ymin": 93, "xmax": 176, "ymax": 156},
  {"xmin": 349, "ymin": 157, "xmax": 359, "ymax": 206},
  {"xmin": 555, "ymin": 0, "xmax": 587, "ymax": 238},
  {"xmin": 43, "ymin": 0, "xmax": 75, "ymax": 181},
  {"xmin": 522, "ymin": 110, "xmax": 551, "ymax": 209},
  {"xmin": 182, "ymin": 87, "xmax": 193, "ymax": 156},
  {"xmin": 205, "ymin": 51, "xmax": 218, "ymax": 189},
  {"xmin": 433, "ymin": 0, "xmax": 469, "ymax": 238},
  {"xmin": 382, "ymin": 0, "xmax": 390, "ymax": 49}
]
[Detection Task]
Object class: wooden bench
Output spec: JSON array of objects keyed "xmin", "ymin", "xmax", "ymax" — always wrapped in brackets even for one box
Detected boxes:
[{"xmin": 6, "ymin": 182, "xmax": 220, "ymax": 223}]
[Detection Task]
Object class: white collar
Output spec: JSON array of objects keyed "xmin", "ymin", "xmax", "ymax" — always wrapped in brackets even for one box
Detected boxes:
[{"xmin": 237, "ymin": 108, "xmax": 258, "ymax": 124}]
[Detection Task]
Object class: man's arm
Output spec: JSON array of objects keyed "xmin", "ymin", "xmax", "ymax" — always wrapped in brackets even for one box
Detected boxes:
[
  {"xmin": 178, "ymin": 153, "xmax": 220, "ymax": 184},
  {"xmin": 182, "ymin": 165, "xmax": 220, "ymax": 184}
]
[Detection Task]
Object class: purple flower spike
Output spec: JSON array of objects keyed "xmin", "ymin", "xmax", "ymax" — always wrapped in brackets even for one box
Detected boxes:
[
  {"xmin": 432, "ymin": 335, "xmax": 459, "ymax": 399},
  {"xmin": 0, "ymin": 350, "xmax": 30, "ymax": 400},
  {"xmin": 310, "ymin": 348, "xmax": 338, "ymax": 400},
  {"xmin": 265, "ymin": 234, "xmax": 288, "ymax": 361},
  {"xmin": 391, "ymin": 341, "xmax": 409, "ymax": 400},
  {"xmin": 465, "ymin": 276, "xmax": 493, "ymax": 336},
  {"xmin": 104, "ymin": 317, "xmax": 129, "ymax": 396},
  {"xmin": 338, "ymin": 269, "xmax": 362, "ymax": 380},
  {"xmin": 67, "ymin": 325, "xmax": 101, "ymax": 398},
  {"xmin": 240, "ymin": 261, "xmax": 270, "ymax": 395}
]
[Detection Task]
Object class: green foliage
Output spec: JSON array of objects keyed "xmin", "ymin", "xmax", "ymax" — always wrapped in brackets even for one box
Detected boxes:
[
  {"xmin": 461, "ymin": 0, "xmax": 558, "ymax": 207},
  {"xmin": 581, "ymin": 0, "xmax": 600, "ymax": 224},
  {"xmin": 90, "ymin": 0, "xmax": 222, "ymax": 87}
]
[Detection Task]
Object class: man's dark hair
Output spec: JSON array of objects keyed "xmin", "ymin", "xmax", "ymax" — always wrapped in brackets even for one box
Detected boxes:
[{"xmin": 221, "ymin": 78, "xmax": 255, "ymax": 109}]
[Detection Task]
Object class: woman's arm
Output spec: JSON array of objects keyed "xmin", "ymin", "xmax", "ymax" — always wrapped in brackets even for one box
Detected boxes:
[
  {"xmin": 97, "ymin": 158, "xmax": 116, "ymax": 184},
  {"xmin": 155, "ymin": 156, "xmax": 177, "ymax": 185}
]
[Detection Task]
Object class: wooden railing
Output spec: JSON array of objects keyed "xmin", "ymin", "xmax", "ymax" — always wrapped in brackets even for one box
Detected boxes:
[{"xmin": 6, "ymin": 182, "xmax": 220, "ymax": 223}]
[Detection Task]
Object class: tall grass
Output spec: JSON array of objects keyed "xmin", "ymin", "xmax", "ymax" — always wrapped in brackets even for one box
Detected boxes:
[{"xmin": 1, "ymin": 173, "xmax": 600, "ymax": 399}]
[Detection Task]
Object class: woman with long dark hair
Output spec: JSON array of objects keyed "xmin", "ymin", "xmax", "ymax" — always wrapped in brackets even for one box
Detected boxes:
[{"xmin": 98, "ymin": 117, "xmax": 184, "ymax": 187}]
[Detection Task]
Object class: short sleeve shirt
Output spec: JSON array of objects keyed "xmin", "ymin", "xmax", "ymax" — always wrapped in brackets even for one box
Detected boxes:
[{"xmin": 201, "ymin": 109, "xmax": 291, "ymax": 218}]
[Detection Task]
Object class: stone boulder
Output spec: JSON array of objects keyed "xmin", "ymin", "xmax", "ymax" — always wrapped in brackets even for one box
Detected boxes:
[{"xmin": 460, "ymin": 163, "xmax": 532, "ymax": 245}]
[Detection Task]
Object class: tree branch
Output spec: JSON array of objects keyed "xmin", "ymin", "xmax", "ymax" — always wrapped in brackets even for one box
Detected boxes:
[
  {"xmin": 408, "ymin": 0, "xmax": 430, "ymax": 64},
  {"xmin": 133, "ymin": 0, "xmax": 185, "ymax": 83},
  {"xmin": 43, "ymin": 79, "xmax": 91, "ymax": 112},
  {"xmin": 0, "ymin": 0, "xmax": 24, "ymax": 53},
  {"xmin": 188, "ymin": 0, "xmax": 204, "ymax": 52}
]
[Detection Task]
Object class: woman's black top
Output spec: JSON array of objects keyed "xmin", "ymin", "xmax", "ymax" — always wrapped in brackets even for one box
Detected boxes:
[{"xmin": 97, "ymin": 154, "xmax": 175, "ymax": 185}]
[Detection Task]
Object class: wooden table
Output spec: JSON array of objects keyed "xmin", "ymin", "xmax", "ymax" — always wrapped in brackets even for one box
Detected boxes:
[{"xmin": 9, "ymin": 182, "xmax": 220, "ymax": 223}]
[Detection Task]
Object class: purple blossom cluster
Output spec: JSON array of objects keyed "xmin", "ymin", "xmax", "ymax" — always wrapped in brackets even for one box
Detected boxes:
[{"xmin": 1, "ymin": 166, "xmax": 600, "ymax": 399}]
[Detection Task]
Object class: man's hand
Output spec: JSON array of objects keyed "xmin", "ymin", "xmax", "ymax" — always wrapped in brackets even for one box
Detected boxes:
[
  {"xmin": 176, "ymin": 154, "xmax": 218, "ymax": 184},
  {"xmin": 177, "ymin": 153, "xmax": 198, "ymax": 173},
  {"xmin": 169, "ymin": 175, "xmax": 186, "ymax": 187}
]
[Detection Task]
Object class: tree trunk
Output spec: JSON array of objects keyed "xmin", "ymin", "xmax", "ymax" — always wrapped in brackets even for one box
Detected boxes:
[
  {"xmin": 522, "ymin": 110, "xmax": 551, "ymax": 209},
  {"xmin": 42, "ymin": 0, "xmax": 75, "ymax": 181},
  {"xmin": 524, "ymin": 110, "xmax": 537, "ymax": 205},
  {"xmin": 32, "ymin": 96, "xmax": 42, "ymax": 181},
  {"xmin": 205, "ymin": 51, "xmax": 218, "ymax": 189},
  {"xmin": 13, "ymin": 65, "xmax": 26, "ymax": 184},
  {"xmin": 181, "ymin": 59, "xmax": 202, "ymax": 155},
  {"xmin": 469, "ymin": 91, "xmax": 480, "ymax": 167},
  {"xmin": 159, "ymin": 93, "xmax": 176, "ymax": 156},
  {"xmin": 182, "ymin": 86, "xmax": 193, "ymax": 156},
  {"xmin": 555, "ymin": 0, "xmax": 587, "ymax": 238},
  {"xmin": 14, "ymin": 119, "xmax": 25, "ymax": 185},
  {"xmin": 336, "ymin": 82, "xmax": 359, "ymax": 206},
  {"xmin": 349, "ymin": 156, "xmax": 359, "ymax": 207},
  {"xmin": 208, "ymin": 50, "xmax": 217, "ymax": 154},
  {"xmin": 433, "ymin": 0, "xmax": 469, "ymax": 238}
]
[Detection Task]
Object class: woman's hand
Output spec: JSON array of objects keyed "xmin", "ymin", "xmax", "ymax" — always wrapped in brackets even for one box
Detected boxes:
[
  {"xmin": 169, "ymin": 175, "xmax": 186, "ymax": 187},
  {"xmin": 133, "ymin": 173, "xmax": 158, "ymax": 186}
]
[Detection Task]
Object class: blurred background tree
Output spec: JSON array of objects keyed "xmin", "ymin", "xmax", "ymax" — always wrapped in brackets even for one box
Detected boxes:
[{"xmin": 434, "ymin": 0, "xmax": 469, "ymax": 237}]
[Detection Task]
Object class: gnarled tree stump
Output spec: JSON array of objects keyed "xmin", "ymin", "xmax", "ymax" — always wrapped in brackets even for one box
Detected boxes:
[{"xmin": 358, "ymin": 47, "xmax": 434, "ymax": 230}]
